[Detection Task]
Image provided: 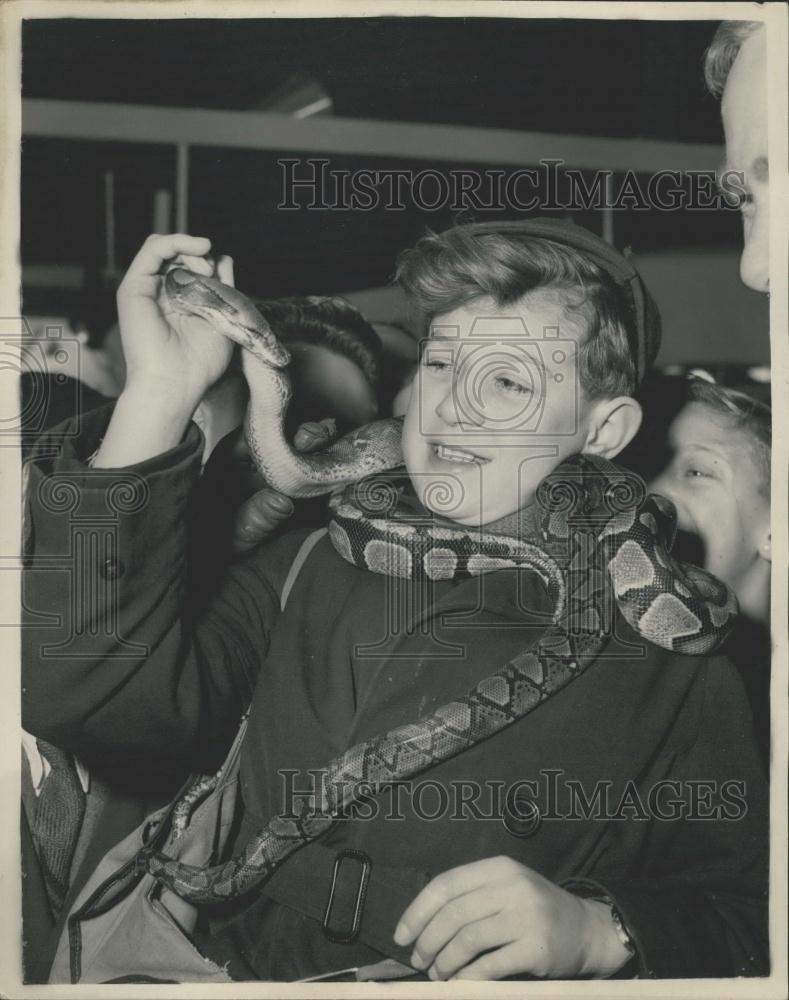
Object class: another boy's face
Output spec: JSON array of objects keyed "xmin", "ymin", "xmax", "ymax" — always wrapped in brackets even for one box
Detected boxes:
[
  {"xmin": 401, "ymin": 291, "xmax": 593, "ymax": 526},
  {"xmin": 648, "ymin": 402, "xmax": 769, "ymax": 591}
]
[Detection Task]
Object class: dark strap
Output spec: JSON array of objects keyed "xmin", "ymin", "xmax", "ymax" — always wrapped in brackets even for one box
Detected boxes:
[
  {"xmin": 280, "ymin": 528, "xmax": 326, "ymax": 611},
  {"xmin": 257, "ymin": 840, "xmax": 430, "ymax": 965}
]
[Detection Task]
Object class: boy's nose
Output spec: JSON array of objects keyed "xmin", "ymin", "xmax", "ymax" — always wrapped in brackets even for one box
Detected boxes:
[
  {"xmin": 434, "ymin": 384, "xmax": 464, "ymax": 427},
  {"xmin": 649, "ymin": 471, "xmax": 675, "ymax": 503},
  {"xmin": 433, "ymin": 370, "xmax": 490, "ymax": 429},
  {"xmin": 649, "ymin": 477, "xmax": 693, "ymax": 531}
]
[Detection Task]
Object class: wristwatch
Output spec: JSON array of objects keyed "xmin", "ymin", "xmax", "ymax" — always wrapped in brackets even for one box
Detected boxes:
[
  {"xmin": 607, "ymin": 902, "xmax": 636, "ymax": 957},
  {"xmin": 598, "ymin": 898, "xmax": 639, "ymax": 979},
  {"xmin": 565, "ymin": 884, "xmax": 640, "ymax": 977}
]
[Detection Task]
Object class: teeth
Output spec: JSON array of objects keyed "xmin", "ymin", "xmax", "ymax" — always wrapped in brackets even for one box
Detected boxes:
[{"xmin": 435, "ymin": 444, "xmax": 486, "ymax": 464}]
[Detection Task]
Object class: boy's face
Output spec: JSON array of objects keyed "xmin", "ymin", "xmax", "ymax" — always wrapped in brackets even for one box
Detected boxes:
[
  {"xmin": 401, "ymin": 291, "xmax": 595, "ymax": 526},
  {"xmin": 648, "ymin": 402, "xmax": 769, "ymax": 592}
]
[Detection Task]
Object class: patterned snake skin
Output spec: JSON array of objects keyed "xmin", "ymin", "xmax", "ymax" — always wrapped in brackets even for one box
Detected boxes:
[{"xmin": 144, "ymin": 274, "xmax": 738, "ymax": 904}]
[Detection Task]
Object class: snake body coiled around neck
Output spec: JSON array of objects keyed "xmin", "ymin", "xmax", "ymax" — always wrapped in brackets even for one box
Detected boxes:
[{"xmin": 145, "ymin": 268, "xmax": 738, "ymax": 905}]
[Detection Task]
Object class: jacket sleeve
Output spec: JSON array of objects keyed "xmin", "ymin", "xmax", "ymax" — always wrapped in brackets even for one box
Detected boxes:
[
  {"xmin": 22, "ymin": 404, "xmax": 304, "ymax": 780},
  {"xmin": 563, "ymin": 655, "xmax": 770, "ymax": 979}
]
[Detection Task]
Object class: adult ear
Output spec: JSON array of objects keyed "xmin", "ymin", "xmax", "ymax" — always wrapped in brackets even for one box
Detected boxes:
[
  {"xmin": 582, "ymin": 396, "xmax": 642, "ymax": 460},
  {"xmin": 758, "ymin": 530, "xmax": 771, "ymax": 563}
]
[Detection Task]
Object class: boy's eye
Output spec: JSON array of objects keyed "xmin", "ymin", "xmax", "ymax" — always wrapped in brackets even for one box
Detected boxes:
[
  {"xmin": 681, "ymin": 464, "xmax": 714, "ymax": 481},
  {"xmin": 494, "ymin": 375, "xmax": 532, "ymax": 395},
  {"xmin": 423, "ymin": 357, "xmax": 453, "ymax": 372}
]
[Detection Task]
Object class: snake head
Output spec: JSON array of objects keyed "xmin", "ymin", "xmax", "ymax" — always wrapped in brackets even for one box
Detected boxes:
[{"xmin": 163, "ymin": 268, "xmax": 290, "ymax": 368}]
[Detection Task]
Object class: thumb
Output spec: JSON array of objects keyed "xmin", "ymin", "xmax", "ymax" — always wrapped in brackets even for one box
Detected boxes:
[
  {"xmin": 233, "ymin": 489, "xmax": 294, "ymax": 553},
  {"xmin": 216, "ymin": 254, "xmax": 235, "ymax": 287},
  {"xmin": 294, "ymin": 418, "xmax": 337, "ymax": 453}
]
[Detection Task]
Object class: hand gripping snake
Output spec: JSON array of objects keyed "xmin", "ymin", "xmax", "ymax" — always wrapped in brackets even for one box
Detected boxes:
[{"xmin": 141, "ymin": 268, "xmax": 738, "ymax": 904}]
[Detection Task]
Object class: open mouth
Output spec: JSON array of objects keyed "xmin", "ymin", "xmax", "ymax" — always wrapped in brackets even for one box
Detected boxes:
[
  {"xmin": 431, "ymin": 442, "xmax": 491, "ymax": 465},
  {"xmin": 671, "ymin": 527, "xmax": 706, "ymax": 569}
]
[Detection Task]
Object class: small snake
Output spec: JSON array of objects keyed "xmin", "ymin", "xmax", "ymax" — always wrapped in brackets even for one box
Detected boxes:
[{"xmin": 163, "ymin": 268, "xmax": 403, "ymax": 497}]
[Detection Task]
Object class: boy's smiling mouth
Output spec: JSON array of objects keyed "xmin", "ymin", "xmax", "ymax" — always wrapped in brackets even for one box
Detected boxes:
[{"xmin": 431, "ymin": 442, "xmax": 492, "ymax": 465}]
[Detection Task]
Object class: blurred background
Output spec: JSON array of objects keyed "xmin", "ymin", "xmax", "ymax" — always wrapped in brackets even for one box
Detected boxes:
[{"xmin": 20, "ymin": 16, "xmax": 770, "ymax": 407}]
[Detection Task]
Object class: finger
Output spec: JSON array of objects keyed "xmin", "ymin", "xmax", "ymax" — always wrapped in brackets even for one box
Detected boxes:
[
  {"xmin": 121, "ymin": 234, "xmax": 212, "ymax": 287},
  {"xmin": 294, "ymin": 419, "xmax": 336, "ymax": 452},
  {"xmin": 233, "ymin": 491, "xmax": 294, "ymax": 551},
  {"xmin": 216, "ymin": 254, "xmax": 235, "ymax": 287},
  {"xmin": 395, "ymin": 857, "xmax": 516, "ymax": 946},
  {"xmin": 410, "ymin": 888, "xmax": 504, "ymax": 971},
  {"xmin": 452, "ymin": 941, "xmax": 527, "ymax": 981},
  {"xmin": 174, "ymin": 252, "xmax": 215, "ymax": 277},
  {"xmin": 429, "ymin": 914, "xmax": 513, "ymax": 981}
]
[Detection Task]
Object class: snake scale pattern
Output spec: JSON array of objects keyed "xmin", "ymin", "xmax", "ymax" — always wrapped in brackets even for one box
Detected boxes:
[{"xmin": 142, "ymin": 270, "xmax": 738, "ymax": 904}]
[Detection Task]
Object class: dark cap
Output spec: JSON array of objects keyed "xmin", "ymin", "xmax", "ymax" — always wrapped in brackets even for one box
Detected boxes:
[{"xmin": 459, "ymin": 218, "xmax": 662, "ymax": 382}]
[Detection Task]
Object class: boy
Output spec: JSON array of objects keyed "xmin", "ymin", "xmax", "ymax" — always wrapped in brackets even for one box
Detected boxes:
[
  {"xmin": 22, "ymin": 222, "xmax": 767, "ymax": 981},
  {"xmin": 644, "ymin": 377, "xmax": 770, "ymax": 627},
  {"xmin": 625, "ymin": 374, "xmax": 771, "ymax": 763}
]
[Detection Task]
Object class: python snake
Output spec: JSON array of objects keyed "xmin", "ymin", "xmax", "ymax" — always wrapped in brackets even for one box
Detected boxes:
[
  {"xmin": 144, "ymin": 268, "xmax": 738, "ymax": 904},
  {"xmin": 163, "ymin": 267, "xmax": 403, "ymax": 497}
]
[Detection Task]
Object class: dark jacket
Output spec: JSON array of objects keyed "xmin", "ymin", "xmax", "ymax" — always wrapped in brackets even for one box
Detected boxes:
[
  {"xmin": 22, "ymin": 406, "xmax": 769, "ymax": 981},
  {"xmin": 20, "ymin": 377, "xmax": 179, "ymax": 983}
]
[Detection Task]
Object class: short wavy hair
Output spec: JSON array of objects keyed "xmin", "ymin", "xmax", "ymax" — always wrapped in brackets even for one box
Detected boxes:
[
  {"xmin": 396, "ymin": 225, "xmax": 638, "ymax": 399},
  {"xmin": 704, "ymin": 20, "xmax": 762, "ymax": 98},
  {"xmin": 686, "ymin": 378, "xmax": 771, "ymax": 494},
  {"xmin": 253, "ymin": 295, "xmax": 381, "ymax": 389}
]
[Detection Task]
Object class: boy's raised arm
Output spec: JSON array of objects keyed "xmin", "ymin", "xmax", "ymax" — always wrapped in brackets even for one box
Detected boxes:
[
  {"xmin": 21, "ymin": 235, "xmax": 294, "ymax": 778},
  {"xmin": 21, "ymin": 403, "xmax": 302, "ymax": 779}
]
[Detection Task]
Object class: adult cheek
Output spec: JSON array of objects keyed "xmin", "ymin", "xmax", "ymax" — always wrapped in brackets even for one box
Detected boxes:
[
  {"xmin": 695, "ymin": 514, "xmax": 747, "ymax": 586},
  {"xmin": 740, "ymin": 208, "xmax": 770, "ymax": 292}
]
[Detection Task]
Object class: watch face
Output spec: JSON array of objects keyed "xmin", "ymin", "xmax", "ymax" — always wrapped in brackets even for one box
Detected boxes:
[{"xmin": 610, "ymin": 905, "xmax": 636, "ymax": 954}]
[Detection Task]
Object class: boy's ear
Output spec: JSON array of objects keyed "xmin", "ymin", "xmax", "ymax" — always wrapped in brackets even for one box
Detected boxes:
[
  {"xmin": 582, "ymin": 397, "xmax": 642, "ymax": 460},
  {"xmin": 758, "ymin": 530, "xmax": 771, "ymax": 563}
]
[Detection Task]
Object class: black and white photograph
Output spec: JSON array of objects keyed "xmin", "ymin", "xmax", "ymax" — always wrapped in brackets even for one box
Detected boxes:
[{"xmin": 1, "ymin": 1, "xmax": 786, "ymax": 993}]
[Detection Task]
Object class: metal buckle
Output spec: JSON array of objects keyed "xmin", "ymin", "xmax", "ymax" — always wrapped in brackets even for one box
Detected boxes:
[{"xmin": 322, "ymin": 849, "xmax": 372, "ymax": 944}]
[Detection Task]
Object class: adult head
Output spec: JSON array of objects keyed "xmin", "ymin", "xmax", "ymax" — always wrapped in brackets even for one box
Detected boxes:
[{"xmin": 705, "ymin": 20, "xmax": 768, "ymax": 292}]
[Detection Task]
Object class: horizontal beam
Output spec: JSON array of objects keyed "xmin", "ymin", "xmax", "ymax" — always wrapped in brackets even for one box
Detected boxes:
[
  {"xmin": 22, "ymin": 265, "xmax": 87, "ymax": 289},
  {"xmin": 22, "ymin": 99, "xmax": 722, "ymax": 174}
]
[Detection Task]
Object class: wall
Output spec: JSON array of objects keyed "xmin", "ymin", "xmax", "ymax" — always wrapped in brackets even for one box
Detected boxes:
[
  {"xmin": 633, "ymin": 246, "xmax": 770, "ymax": 366},
  {"xmin": 346, "ymin": 246, "xmax": 771, "ymax": 368}
]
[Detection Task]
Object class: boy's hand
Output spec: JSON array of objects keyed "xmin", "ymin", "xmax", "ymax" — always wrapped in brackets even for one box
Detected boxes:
[
  {"xmin": 232, "ymin": 419, "xmax": 337, "ymax": 553},
  {"xmin": 94, "ymin": 234, "xmax": 235, "ymax": 468},
  {"xmin": 117, "ymin": 233, "xmax": 234, "ymax": 407},
  {"xmin": 394, "ymin": 856, "xmax": 631, "ymax": 981}
]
